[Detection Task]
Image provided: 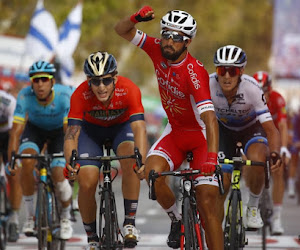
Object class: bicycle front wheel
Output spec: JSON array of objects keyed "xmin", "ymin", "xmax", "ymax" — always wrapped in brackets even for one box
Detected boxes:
[
  {"xmin": 99, "ymin": 190, "xmax": 113, "ymax": 248},
  {"xmin": 37, "ymin": 183, "xmax": 49, "ymax": 250},
  {"xmin": 0, "ymin": 178, "xmax": 9, "ymax": 250},
  {"xmin": 224, "ymin": 190, "xmax": 243, "ymax": 250},
  {"xmin": 182, "ymin": 196, "xmax": 202, "ymax": 250},
  {"xmin": 49, "ymin": 190, "xmax": 65, "ymax": 250}
]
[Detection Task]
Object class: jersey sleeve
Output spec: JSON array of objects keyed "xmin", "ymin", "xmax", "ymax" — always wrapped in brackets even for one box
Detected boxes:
[
  {"xmin": 251, "ymin": 84, "xmax": 273, "ymax": 124},
  {"xmin": 190, "ymin": 62, "xmax": 215, "ymax": 115},
  {"xmin": 131, "ymin": 29, "xmax": 159, "ymax": 58},
  {"xmin": 274, "ymin": 93, "xmax": 287, "ymax": 123},
  {"xmin": 13, "ymin": 88, "xmax": 28, "ymax": 125},
  {"xmin": 68, "ymin": 85, "xmax": 85, "ymax": 126},
  {"xmin": 126, "ymin": 80, "xmax": 145, "ymax": 123},
  {"xmin": 63, "ymin": 85, "xmax": 76, "ymax": 125}
]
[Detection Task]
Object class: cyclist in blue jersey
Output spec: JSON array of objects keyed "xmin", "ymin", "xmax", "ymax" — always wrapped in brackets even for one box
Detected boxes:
[{"xmin": 6, "ymin": 60, "xmax": 75, "ymax": 240}]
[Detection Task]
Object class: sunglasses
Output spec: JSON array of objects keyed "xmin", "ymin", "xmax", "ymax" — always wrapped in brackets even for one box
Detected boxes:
[
  {"xmin": 30, "ymin": 75, "xmax": 53, "ymax": 83},
  {"xmin": 160, "ymin": 30, "xmax": 190, "ymax": 42},
  {"xmin": 89, "ymin": 77, "xmax": 114, "ymax": 87},
  {"xmin": 216, "ymin": 66, "xmax": 241, "ymax": 77}
]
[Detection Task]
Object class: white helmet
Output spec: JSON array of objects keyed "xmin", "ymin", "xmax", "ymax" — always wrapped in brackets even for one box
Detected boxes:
[
  {"xmin": 214, "ymin": 45, "xmax": 247, "ymax": 67},
  {"xmin": 160, "ymin": 10, "xmax": 197, "ymax": 38}
]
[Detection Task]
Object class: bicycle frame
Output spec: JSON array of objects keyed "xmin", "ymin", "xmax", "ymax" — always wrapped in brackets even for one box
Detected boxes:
[
  {"xmin": 220, "ymin": 142, "xmax": 269, "ymax": 250},
  {"xmin": 70, "ymin": 144, "xmax": 142, "ymax": 249},
  {"xmin": 148, "ymin": 154, "xmax": 224, "ymax": 250},
  {"xmin": 11, "ymin": 152, "xmax": 65, "ymax": 250}
]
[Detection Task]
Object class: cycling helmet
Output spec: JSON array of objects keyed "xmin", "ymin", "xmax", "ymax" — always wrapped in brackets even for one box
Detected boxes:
[
  {"xmin": 253, "ymin": 71, "xmax": 272, "ymax": 91},
  {"xmin": 214, "ymin": 45, "xmax": 247, "ymax": 67},
  {"xmin": 84, "ymin": 52, "xmax": 117, "ymax": 77},
  {"xmin": 29, "ymin": 60, "xmax": 56, "ymax": 77},
  {"xmin": 160, "ymin": 10, "xmax": 197, "ymax": 38}
]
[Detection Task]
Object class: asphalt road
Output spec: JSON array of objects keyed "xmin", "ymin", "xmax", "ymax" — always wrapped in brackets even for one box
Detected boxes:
[{"xmin": 5, "ymin": 173, "xmax": 300, "ymax": 250}]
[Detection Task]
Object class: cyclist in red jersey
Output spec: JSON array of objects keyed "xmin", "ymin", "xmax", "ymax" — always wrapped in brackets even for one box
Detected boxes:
[
  {"xmin": 115, "ymin": 7, "xmax": 222, "ymax": 250},
  {"xmin": 63, "ymin": 51, "xmax": 148, "ymax": 249},
  {"xmin": 253, "ymin": 71, "xmax": 290, "ymax": 235}
]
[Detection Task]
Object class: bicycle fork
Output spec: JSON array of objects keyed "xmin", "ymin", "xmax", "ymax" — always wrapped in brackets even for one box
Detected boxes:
[
  {"xmin": 180, "ymin": 179, "xmax": 203, "ymax": 250},
  {"xmin": 36, "ymin": 167, "xmax": 53, "ymax": 243}
]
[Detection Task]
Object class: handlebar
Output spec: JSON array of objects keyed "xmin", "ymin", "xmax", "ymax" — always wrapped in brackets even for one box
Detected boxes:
[
  {"xmin": 148, "ymin": 164, "xmax": 224, "ymax": 201},
  {"xmin": 69, "ymin": 147, "xmax": 143, "ymax": 170},
  {"xmin": 219, "ymin": 157, "xmax": 270, "ymax": 189},
  {"xmin": 10, "ymin": 151, "xmax": 64, "ymax": 170}
]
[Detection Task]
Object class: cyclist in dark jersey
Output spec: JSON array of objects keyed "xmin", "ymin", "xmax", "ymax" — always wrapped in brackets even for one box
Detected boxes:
[
  {"xmin": 63, "ymin": 51, "xmax": 148, "ymax": 249},
  {"xmin": 115, "ymin": 7, "xmax": 222, "ymax": 250},
  {"xmin": 7, "ymin": 61, "xmax": 74, "ymax": 240}
]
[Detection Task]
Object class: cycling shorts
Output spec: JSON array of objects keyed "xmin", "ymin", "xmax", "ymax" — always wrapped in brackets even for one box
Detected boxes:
[
  {"xmin": 0, "ymin": 131, "xmax": 9, "ymax": 164},
  {"xmin": 77, "ymin": 121, "xmax": 134, "ymax": 168},
  {"xmin": 218, "ymin": 121, "xmax": 268, "ymax": 173},
  {"xmin": 19, "ymin": 122, "xmax": 65, "ymax": 168},
  {"xmin": 147, "ymin": 123, "xmax": 219, "ymax": 187}
]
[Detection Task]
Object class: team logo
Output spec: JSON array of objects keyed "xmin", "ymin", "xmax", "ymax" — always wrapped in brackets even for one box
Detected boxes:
[
  {"xmin": 160, "ymin": 62, "xmax": 167, "ymax": 69},
  {"xmin": 187, "ymin": 63, "xmax": 201, "ymax": 90}
]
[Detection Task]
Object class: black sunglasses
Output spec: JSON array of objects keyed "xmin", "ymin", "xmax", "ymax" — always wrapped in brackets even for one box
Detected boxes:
[
  {"xmin": 160, "ymin": 30, "xmax": 190, "ymax": 43},
  {"xmin": 89, "ymin": 77, "xmax": 114, "ymax": 86}
]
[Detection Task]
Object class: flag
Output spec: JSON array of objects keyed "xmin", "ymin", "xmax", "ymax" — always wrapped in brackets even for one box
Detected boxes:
[
  {"xmin": 56, "ymin": 1, "xmax": 82, "ymax": 58},
  {"xmin": 24, "ymin": 0, "xmax": 58, "ymax": 61},
  {"xmin": 56, "ymin": 1, "xmax": 82, "ymax": 84}
]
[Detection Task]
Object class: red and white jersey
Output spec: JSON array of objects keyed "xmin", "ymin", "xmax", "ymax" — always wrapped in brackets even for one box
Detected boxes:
[
  {"xmin": 131, "ymin": 30, "xmax": 214, "ymax": 131},
  {"xmin": 267, "ymin": 90, "xmax": 287, "ymax": 128},
  {"xmin": 68, "ymin": 76, "xmax": 145, "ymax": 127}
]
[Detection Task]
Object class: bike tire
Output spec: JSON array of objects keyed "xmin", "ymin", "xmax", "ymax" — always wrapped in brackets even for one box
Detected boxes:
[
  {"xmin": 37, "ymin": 183, "xmax": 49, "ymax": 250},
  {"xmin": 0, "ymin": 179, "xmax": 8, "ymax": 250},
  {"xmin": 100, "ymin": 190, "xmax": 112, "ymax": 248},
  {"xmin": 182, "ymin": 196, "xmax": 200, "ymax": 250},
  {"xmin": 49, "ymin": 190, "xmax": 65, "ymax": 250},
  {"xmin": 227, "ymin": 191, "xmax": 239, "ymax": 250}
]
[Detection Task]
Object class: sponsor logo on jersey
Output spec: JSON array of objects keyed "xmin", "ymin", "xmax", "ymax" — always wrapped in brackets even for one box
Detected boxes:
[
  {"xmin": 155, "ymin": 69, "xmax": 185, "ymax": 99},
  {"xmin": 88, "ymin": 108, "xmax": 126, "ymax": 121},
  {"xmin": 187, "ymin": 63, "xmax": 201, "ymax": 90}
]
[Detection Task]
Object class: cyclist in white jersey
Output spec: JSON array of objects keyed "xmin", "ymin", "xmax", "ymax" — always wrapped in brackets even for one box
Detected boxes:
[
  {"xmin": 209, "ymin": 45, "xmax": 282, "ymax": 229},
  {"xmin": 115, "ymin": 6, "xmax": 222, "ymax": 250},
  {"xmin": 0, "ymin": 90, "xmax": 18, "ymax": 242}
]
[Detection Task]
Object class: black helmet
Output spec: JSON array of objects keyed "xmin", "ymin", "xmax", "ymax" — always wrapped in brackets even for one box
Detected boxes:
[{"xmin": 84, "ymin": 52, "xmax": 117, "ymax": 77}]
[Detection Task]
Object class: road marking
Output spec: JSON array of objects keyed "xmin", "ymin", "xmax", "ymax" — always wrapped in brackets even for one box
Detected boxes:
[{"xmin": 6, "ymin": 234, "xmax": 300, "ymax": 249}]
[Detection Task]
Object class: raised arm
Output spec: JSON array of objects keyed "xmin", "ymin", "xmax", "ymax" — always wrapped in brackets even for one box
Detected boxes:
[{"xmin": 114, "ymin": 5, "xmax": 155, "ymax": 41}]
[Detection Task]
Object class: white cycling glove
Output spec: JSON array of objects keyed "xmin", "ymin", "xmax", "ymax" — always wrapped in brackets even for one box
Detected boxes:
[{"xmin": 280, "ymin": 146, "xmax": 291, "ymax": 159}]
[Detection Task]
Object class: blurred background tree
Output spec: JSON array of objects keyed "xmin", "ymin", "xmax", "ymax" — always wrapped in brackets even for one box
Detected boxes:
[{"xmin": 1, "ymin": 0, "xmax": 273, "ymax": 93}]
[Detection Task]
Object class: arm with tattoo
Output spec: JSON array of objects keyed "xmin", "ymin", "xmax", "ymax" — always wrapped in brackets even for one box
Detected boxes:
[{"xmin": 64, "ymin": 125, "xmax": 81, "ymax": 164}]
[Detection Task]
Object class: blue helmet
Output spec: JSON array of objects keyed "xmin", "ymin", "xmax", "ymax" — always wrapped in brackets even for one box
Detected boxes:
[
  {"xmin": 84, "ymin": 52, "xmax": 117, "ymax": 77},
  {"xmin": 29, "ymin": 60, "xmax": 56, "ymax": 77}
]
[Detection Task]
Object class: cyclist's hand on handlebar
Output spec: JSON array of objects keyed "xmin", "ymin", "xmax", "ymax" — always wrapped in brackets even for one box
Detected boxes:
[
  {"xmin": 201, "ymin": 152, "xmax": 218, "ymax": 176},
  {"xmin": 133, "ymin": 163, "xmax": 145, "ymax": 180},
  {"xmin": 130, "ymin": 6, "xmax": 154, "ymax": 24},
  {"xmin": 63, "ymin": 163, "xmax": 80, "ymax": 180},
  {"xmin": 270, "ymin": 151, "xmax": 282, "ymax": 173},
  {"xmin": 5, "ymin": 162, "xmax": 17, "ymax": 176}
]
